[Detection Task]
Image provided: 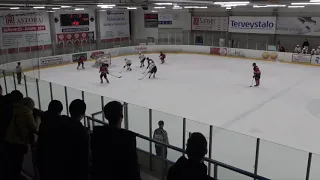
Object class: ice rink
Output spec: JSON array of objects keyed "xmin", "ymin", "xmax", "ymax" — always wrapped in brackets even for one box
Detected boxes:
[
  {"xmin": 3, "ymin": 53, "xmax": 320, "ymax": 178},
  {"xmin": 20, "ymin": 53, "xmax": 320, "ymax": 155}
]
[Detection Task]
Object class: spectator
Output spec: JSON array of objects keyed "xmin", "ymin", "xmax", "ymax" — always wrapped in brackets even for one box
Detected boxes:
[
  {"xmin": 3, "ymin": 97, "xmax": 37, "ymax": 180},
  {"xmin": 91, "ymin": 101, "xmax": 141, "ymax": 180},
  {"xmin": 37, "ymin": 99, "xmax": 88, "ymax": 180},
  {"xmin": 153, "ymin": 120, "xmax": 169, "ymax": 158},
  {"xmin": 167, "ymin": 132, "xmax": 209, "ymax": 180},
  {"xmin": 37, "ymin": 100, "xmax": 63, "ymax": 180},
  {"xmin": 302, "ymin": 38, "xmax": 309, "ymax": 52},
  {"xmin": 16, "ymin": 62, "xmax": 22, "ymax": 85},
  {"xmin": 0, "ymin": 85, "xmax": 3, "ymax": 96},
  {"xmin": 0, "ymin": 90, "xmax": 23, "ymax": 141},
  {"xmin": 279, "ymin": 46, "xmax": 286, "ymax": 52}
]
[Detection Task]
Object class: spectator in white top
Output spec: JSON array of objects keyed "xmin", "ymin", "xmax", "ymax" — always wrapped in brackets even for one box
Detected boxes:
[
  {"xmin": 153, "ymin": 120, "xmax": 169, "ymax": 158},
  {"xmin": 16, "ymin": 62, "xmax": 22, "ymax": 84}
]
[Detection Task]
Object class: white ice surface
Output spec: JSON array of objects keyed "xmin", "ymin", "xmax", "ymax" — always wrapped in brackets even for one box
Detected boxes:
[{"xmin": 4, "ymin": 53, "xmax": 320, "ymax": 179}]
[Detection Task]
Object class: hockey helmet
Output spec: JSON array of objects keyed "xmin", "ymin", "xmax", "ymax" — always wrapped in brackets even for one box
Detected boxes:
[
  {"xmin": 297, "ymin": 45, "xmax": 300, "ymax": 47},
  {"xmin": 252, "ymin": 63, "xmax": 256, "ymax": 67}
]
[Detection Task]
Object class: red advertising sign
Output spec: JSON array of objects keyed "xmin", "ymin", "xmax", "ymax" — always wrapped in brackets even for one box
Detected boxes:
[{"xmin": 210, "ymin": 47, "xmax": 227, "ymax": 56}]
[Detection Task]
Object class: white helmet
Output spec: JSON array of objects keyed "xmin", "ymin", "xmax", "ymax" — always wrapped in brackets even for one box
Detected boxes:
[
  {"xmin": 138, "ymin": 52, "xmax": 141, "ymax": 54},
  {"xmin": 297, "ymin": 45, "xmax": 300, "ymax": 47},
  {"xmin": 303, "ymin": 48, "xmax": 306, "ymax": 50},
  {"xmin": 312, "ymin": 49, "xmax": 315, "ymax": 51},
  {"xmin": 318, "ymin": 46, "xmax": 320, "ymax": 49}
]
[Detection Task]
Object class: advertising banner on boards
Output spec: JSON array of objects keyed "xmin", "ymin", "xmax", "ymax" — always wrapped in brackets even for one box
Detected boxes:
[
  {"xmin": 276, "ymin": 17, "xmax": 320, "ymax": 36},
  {"xmin": 192, "ymin": 16, "xmax": 228, "ymax": 31},
  {"xmin": 0, "ymin": 11, "xmax": 51, "ymax": 50},
  {"xmin": 99, "ymin": 10, "xmax": 130, "ymax": 42},
  {"xmin": 229, "ymin": 16, "xmax": 276, "ymax": 34}
]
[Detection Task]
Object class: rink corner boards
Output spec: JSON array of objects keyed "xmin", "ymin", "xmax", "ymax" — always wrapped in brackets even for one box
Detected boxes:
[{"xmin": 20, "ymin": 51, "xmax": 320, "ymax": 74}]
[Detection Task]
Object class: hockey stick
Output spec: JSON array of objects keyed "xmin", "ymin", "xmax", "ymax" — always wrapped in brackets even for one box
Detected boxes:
[
  {"xmin": 249, "ymin": 78, "xmax": 254, "ymax": 87},
  {"xmin": 109, "ymin": 73, "xmax": 122, "ymax": 78},
  {"xmin": 142, "ymin": 68, "xmax": 148, "ymax": 74},
  {"xmin": 119, "ymin": 67, "xmax": 125, "ymax": 73},
  {"xmin": 139, "ymin": 72, "xmax": 149, "ymax": 80}
]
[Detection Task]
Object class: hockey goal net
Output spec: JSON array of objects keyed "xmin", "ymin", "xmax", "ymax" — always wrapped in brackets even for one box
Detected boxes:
[{"xmin": 92, "ymin": 53, "xmax": 111, "ymax": 68}]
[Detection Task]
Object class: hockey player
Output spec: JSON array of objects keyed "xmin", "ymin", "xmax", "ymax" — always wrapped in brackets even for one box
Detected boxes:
[
  {"xmin": 139, "ymin": 52, "xmax": 146, "ymax": 67},
  {"xmin": 294, "ymin": 45, "xmax": 301, "ymax": 53},
  {"xmin": 316, "ymin": 46, "xmax": 320, "ymax": 55},
  {"xmin": 99, "ymin": 63, "xmax": 109, "ymax": 83},
  {"xmin": 159, "ymin": 51, "xmax": 166, "ymax": 64},
  {"xmin": 124, "ymin": 59, "xmax": 132, "ymax": 71},
  {"xmin": 252, "ymin": 63, "xmax": 261, "ymax": 87},
  {"xmin": 77, "ymin": 55, "xmax": 85, "ymax": 70},
  {"xmin": 311, "ymin": 48, "xmax": 316, "ymax": 55},
  {"xmin": 147, "ymin": 58, "xmax": 154, "ymax": 66},
  {"xmin": 146, "ymin": 60, "xmax": 157, "ymax": 78}
]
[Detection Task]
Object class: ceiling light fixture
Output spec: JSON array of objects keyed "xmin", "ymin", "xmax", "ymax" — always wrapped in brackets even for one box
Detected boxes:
[
  {"xmin": 151, "ymin": 10, "xmax": 158, "ymax": 12},
  {"xmin": 10, "ymin": 7, "xmax": 19, "ymax": 9},
  {"xmin": 47, "ymin": 11, "xmax": 55, "ymax": 12},
  {"xmin": 127, "ymin": 7, "xmax": 137, "ymax": 9},
  {"xmin": 173, "ymin": 5, "xmax": 182, "ymax": 9},
  {"xmin": 226, "ymin": 7, "xmax": 232, "ymax": 9},
  {"xmin": 101, "ymin": 6, "xmax": 114, "ymax": 8},
  {"xmin": 253, "ymin": 5, "xmax": 267, "ymax": 8},
  {"xmin": 214, "ymin": 1, "xmax": 249, "ymax": 5},
  {"xmin": 97, "ymin": 4, "xmax": 115, "ymax": 7},
  {"xmin": 154, "ymin": 6, "xmax": 166, "ymax": 9},
  {"xmin": 291, "ymin": 2, "xmax": 320, "ymax": 5},
  {"xmin": 266, "ymin": 4, "xmax": 286, "ymax": 7},
  {"xmin": 184, "ymin": 6, "xmax": 207, "ymax": 8},
  {"xmin": 33, "ymin": 6, "xmax": 45, "ymax": 9},
  {"xmin": 61, "ymin": 6, "xmax": 71, "ymax": 8},
  {"xmin": 288, "ymin": 5, "xmax": 305, "ymax": 8},
  {"xmin": 52, "ymin": 7, "xmax": 60, "ymax": 9},
  {"xmin": 154, "ymin": 3, "xmax": 172, "ymax": 5},
  {"xmin": 75, "ymin": 8, "xmax": 84, "ymax": 10}
]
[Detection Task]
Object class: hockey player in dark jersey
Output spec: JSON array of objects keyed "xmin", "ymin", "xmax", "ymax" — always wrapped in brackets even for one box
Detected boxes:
[
  {"xmin": 153, "ymin": 120, "xmax": 169, "ymax": 158},
  {"xmin": 252, "ymin": 63, "xmax": 261, "ymax": 87},
  {"xmin": 77, "ymin": 55, "xmax": 85, "ymax": 70},
  {"xmin": 159, "ymin": 51, "xmax": 166, "ymax": 64},
  {"xmin": 99, "ymin": 63, "xmax": 109, "ymax": 83}
]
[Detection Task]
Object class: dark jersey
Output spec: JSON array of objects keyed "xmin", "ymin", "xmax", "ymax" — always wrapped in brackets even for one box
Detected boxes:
[
  {"xmin": 100, "ymin": 66, "xmax": 108, "ymax": 74},
  {"xmin": 253, "ymin": 66, "xmax": 261, "ymax": 75}
]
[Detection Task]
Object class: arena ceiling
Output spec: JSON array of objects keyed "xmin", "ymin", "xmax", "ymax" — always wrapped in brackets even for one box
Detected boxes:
[{"xmin": 0, "ymin": 0, "xmax": 317, "ymax": 11}]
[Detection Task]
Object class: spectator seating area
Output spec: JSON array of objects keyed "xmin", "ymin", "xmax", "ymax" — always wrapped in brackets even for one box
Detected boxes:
[{"xmin": 0, "ymin": 86, "xmax": 269, "ymax": 180}]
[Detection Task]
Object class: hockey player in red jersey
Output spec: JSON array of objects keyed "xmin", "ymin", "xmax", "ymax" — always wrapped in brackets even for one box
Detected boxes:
[
  {"xmin": 159, "ymin": 51, "xmax": 166, "ymax": 64},
  {"xmin": 252, "ymin": 63, "xmax": 261, "ymax": 87},
  {"xmin": 77, "ymin": 55, "xmax": 85, "ymax": 70},
  {"xmin": 99, "ymin": 63, "xmax": 109, "ymax": 83}
]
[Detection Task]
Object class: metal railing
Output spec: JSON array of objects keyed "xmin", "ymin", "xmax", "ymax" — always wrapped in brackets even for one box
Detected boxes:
[{"xmin": 84, "ymin": 116, "xmax": 270, "ymax": 180}]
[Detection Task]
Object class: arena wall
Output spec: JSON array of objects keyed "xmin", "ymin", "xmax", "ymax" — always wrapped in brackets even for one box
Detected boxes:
[{"xmin": 1, "ymin": 45, "xmax": 320, "ymax": 73}]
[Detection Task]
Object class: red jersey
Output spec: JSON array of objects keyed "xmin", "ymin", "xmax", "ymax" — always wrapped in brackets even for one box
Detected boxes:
[
  {"xmin": 100, "ymin": 66, "xmax": 108, "ymax": 74},
  {"xmin": 253, "ymin": 66, "xmax": 261, "ymax": 75},
  {"xmin": 160, "ymin": 53, "xmax": 166, "ymax": 59},
  {"xmin": 79, "ymin": 56, "xmax": 85, "ymax": 63}
]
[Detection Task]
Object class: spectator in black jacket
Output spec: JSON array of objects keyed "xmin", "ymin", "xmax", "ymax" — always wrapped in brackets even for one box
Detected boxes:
[
  {"xmin": 91, "ymin": 101, "xmax": 141, "ymax": 180},
  {"xmin": 0, "ymin": 90, "xmax": 23, "ymax": 141},
  {"xmin": 167, "ymin": 132, "xmax": 210, "ymax": 180},
  {"xmin": 37, "ymin": 100, "xmax": 63, "ymax": 180},
  {"xmin": 36, "ymin": 99, "xmax": 88, "ymax": 180}
]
